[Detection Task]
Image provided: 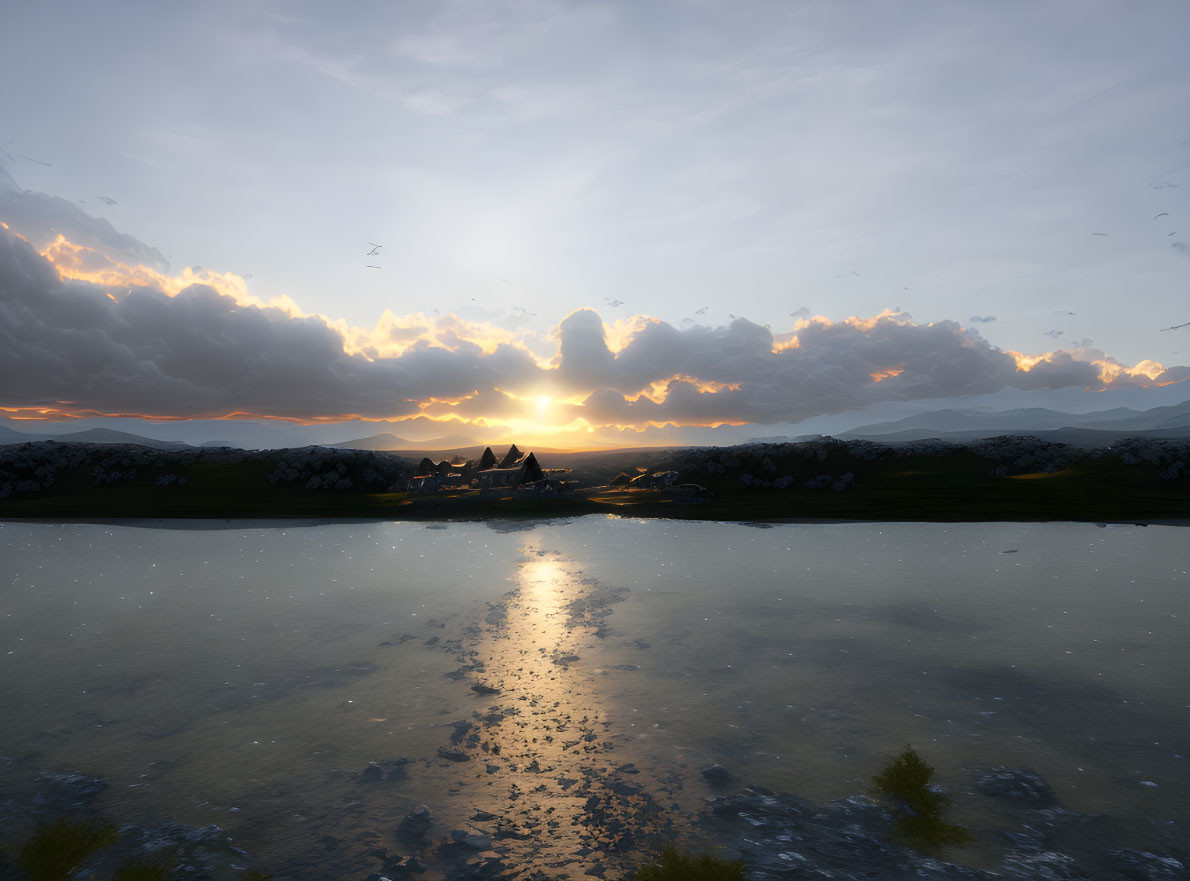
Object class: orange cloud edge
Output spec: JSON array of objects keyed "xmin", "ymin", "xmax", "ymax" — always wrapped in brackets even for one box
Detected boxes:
[{"xmin": 1, "ymin": 226, "xmax": 1185, "ymax": 444}]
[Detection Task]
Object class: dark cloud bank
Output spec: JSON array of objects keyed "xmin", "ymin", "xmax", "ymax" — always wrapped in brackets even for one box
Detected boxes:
[
  {"xmin": 0, "ymin": 169, "xmax": 167, "ymax": 270},
  {"xmin": 2, "ymin": 226, "xmax": 1186, "ymax": 427}
]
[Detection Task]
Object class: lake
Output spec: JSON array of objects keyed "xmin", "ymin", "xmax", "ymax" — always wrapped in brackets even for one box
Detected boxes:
[{"xmin": 0, "ymin": 517, "xmax": 1186, "ymax": 879}]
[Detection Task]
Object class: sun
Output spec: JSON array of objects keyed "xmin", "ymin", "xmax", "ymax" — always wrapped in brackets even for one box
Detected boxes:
[{"xmin": 536, "ymin": 395, "xmax": 552, "ymax": 415}]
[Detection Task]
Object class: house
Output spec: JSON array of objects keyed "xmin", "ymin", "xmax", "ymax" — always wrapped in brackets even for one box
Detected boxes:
[
  {"xmin": 627, "ymin": 470, "xmax": 680, "ymax": 490},
  {"xmin": 407, "ymin": 473, "xmax": 441, "ymax": 493},
  {"xmin": 474, "ymin": 447, "xmax": 544, "ymax": 489},
  {"xmin": 408, "ymin": 444, "xmax": 546, "ymax": 493}
]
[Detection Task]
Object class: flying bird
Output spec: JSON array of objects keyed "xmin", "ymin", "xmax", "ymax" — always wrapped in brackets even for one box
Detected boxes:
[
  {"xmin": 1160, "ymin": 321, "xmax": 1190, "ymax": 332},
  {"xmin": 98, "ymin": 196, "xmax": 116, "ymax": 205},
  {"xmin": 695, "ymin": 306, "xmax": 708, "ymax": 315},
  {"xmin": 1155, "ymin": 213, "xmax": 1170, "ymax": 219},
  {"xmin": 1055, "ymin": 310, "xmax": 1077, "ymax": 316},
  {"xmin": 365, "ymin": 264, "xmax": 381, "ymax": 269},
  {"xmin": 1043, "ymin": 329, "xmax": 1063, "ymax": 339},
  {"xmin": 1154, "ymin": 183, "xmax": 1178, "ymax": 189},
  {"xmin": 366, "ymin": 243, "xmax": 382, "ymax": 255},
  {"xmin": 604, "ymin": 298, "xmax": 624, "ymax": 308},
  {"xmin": 13, "ymin": 152, "xmax": 51, "ymax": 166},
  {"xmin": 1091, "ymin": 232, "xmax": 1109, "ymax": 236}
]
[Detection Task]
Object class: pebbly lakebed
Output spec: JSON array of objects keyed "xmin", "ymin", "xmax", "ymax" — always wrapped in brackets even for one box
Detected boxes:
[{"xmin": 0, "ymin": 517, "xmax": 1186, "ymax": 880}]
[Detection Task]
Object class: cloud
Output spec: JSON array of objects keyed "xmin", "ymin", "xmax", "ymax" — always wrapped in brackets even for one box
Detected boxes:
[
  {"xmin": 969, "ymin": 315, "xmax": 996, "ymax": 324},
  {"xmin": 0, "ymin": 228, "xmax": 538, "ymax": 421},
  {"xmin": 0, "ymin": 166, "xmax": 168, "ymax": 270},
  {"xmin": 1, "ymin": 225, "xmax": 1183, "ymax": 431}
]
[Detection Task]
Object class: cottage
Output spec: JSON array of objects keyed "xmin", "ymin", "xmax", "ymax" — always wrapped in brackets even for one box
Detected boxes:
[
  {"xmin": 475, "ymin": 447, "xmax": 544, "ymax": 489},
  {"xmin": 407, "ymin": 473, "xmax": 441, "ymax": 493},
  {"xmin": 408, "ymin": 444, "xmax": 545, "ymax": 493}
]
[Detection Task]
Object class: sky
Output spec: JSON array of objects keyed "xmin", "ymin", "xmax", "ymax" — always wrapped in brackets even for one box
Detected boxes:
[{"xmin": 2, "ymin": 0, "xmax": 1189, "ymax": 449}]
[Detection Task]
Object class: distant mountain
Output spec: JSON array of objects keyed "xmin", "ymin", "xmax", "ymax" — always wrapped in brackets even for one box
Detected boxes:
[
  {"xmin": 842, "ymin": 407, "xmax": 1089, "ymax": 437},
  {"xmin": 0, "ymin": 424, "xmax": 39, "ymax": 445},
  {"xmin": 329, "ymin": 432, "xmax": 480, "ymax": 451},
  {"xmin": 0, "ymin": 424, "xmax": 192, "ymax": 449},
  {"xmin": 1078, "ymin": 399, "xmax": 1190, "ymax": 432},
  {"xmin": 840, "ymin": 399, "xmax": 1190, "ymax": 443},
  {"xmin": 48, "ymin": 429, "xmax": 193, "ymax": 449}
]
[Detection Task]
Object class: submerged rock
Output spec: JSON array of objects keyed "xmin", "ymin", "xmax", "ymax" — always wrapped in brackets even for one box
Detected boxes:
[
  {"xmin": 976, "ymin": 767, "xmax": 1057, "ymax": 805},
  {"xmin": 701, "ymin": 763, "xmax": 733, "ymax": 785},
  {"xmin": 701, "ymin": 778, "xmax": 1187, "ymax": 881},
  {"xmin": 33, "ymin": 770, "xmax": 108, "ymax": 807},
  {"xmin": 450, "ymin": 830, "xmax": 493, "ymax": 849},
  {"xmin": 360, "ymin": 758, "xmax": 411, "ymax": 783},
  {"xmin": 396, "ymin": 805, "xmax": 435, "ymax": 846}
]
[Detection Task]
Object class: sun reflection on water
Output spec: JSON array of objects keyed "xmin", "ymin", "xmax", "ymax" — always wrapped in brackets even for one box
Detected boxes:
[{"xmin": 416, "ymin": 546, "xmax": 670, "ymax": 879}]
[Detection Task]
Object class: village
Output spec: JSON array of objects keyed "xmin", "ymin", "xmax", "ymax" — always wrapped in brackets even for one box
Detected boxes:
[{"xmin": 404, "ymin": 443, "xmax": 696, "ymax": 498}]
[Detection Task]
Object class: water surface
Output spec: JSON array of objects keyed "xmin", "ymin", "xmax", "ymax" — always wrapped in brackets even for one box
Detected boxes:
[{"xmin": 1, "ymin": 518, "xmax": 1185, "ymax": 878}]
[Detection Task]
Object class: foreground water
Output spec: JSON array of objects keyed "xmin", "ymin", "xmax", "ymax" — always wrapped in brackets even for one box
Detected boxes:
[{"xmin": 0, "ymin": 517, "xmax": 1186, "ymax": 879}]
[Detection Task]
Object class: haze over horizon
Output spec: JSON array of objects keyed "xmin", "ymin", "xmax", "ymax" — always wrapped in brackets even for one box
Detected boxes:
[{"xmin": 3, "ymin": 0, "xmax": 1190, "ymax": 450}]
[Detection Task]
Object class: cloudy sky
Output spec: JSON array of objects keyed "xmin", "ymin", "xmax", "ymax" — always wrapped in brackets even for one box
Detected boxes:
[{"xmin": 2, "ymin": 0, "xmax": 1189, "ymax": 447}]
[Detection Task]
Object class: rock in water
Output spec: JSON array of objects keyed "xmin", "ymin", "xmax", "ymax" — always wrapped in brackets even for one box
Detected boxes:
[
  {"xmin": 702, "ymin": 763, "xmax": 733, "ymax": 784},
  {"xmin": 976, "ymin": 768, "xmax": 1057, "ymax": 805}
]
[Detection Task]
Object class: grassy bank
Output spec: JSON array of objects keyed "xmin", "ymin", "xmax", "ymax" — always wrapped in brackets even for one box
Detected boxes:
[{"xmin": 1, "ymin": 464, "xmax": 1186, "ymax": 522}]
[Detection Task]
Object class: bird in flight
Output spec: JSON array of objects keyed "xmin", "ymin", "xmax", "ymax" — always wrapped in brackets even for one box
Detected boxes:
[
  {"xmin": 1155, "ymin": 213, "xmax": 1170, "ymax": 219},
  {"xmin": 1154, "ymin": 183, "xmax": 1178, "ymax": 190},
  {"xmin": 695, "ymin": 306, "xmax": 708, "ymax": 315},
  {"xmin": 1160, "ymin": 321, "xmax": 1190, "ymax": 332},
  {"xmin": 365, "ymin": 264, "xmax": 381, "ymax": 269},
  {"xmin": 1043, "ymin": 329, "xmax": 1063, "ymax": 339},
  {"xmin": 1091, "ymin": 232, "xmax": 1109, "ymax": 236},
  {"xmin": 98, "ymin": 196, "xmax": 116, "ymax": 205},
  {"xmin": 604, "ymin": 298, "xmax": 624, "ymax": 308},
  {"xmin": 1055, "ymin": 310, "xmax": 1077, "ymax": 316},
  {"xmin": 366, "ymin": 243, "xmax": 382, "ymax": 256}
]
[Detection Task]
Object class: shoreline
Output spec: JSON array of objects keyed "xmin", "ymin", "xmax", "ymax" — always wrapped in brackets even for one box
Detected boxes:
[{"xmin": 3, "ymin": 513, "xmax": 1189, "ymax": 529}]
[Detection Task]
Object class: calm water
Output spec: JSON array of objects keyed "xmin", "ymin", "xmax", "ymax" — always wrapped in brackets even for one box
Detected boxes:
[{"xmin": 1, "ymin": 517, "xmax": 1186, "ymax": 878}]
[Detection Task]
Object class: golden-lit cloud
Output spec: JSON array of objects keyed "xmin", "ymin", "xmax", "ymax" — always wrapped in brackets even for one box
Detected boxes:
[{"xmin": 2, "ymin": 215, "xmax": 1187, "ymax": 444}]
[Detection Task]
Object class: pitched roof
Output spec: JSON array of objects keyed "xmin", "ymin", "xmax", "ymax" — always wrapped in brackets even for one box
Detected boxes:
[
  {"xmin": 499, "ymin": 444, "xmax": 523, "ymax": 467},
  {"xmin": 478, "ymin": 447, "xmax": 497, "ymax": 470}
]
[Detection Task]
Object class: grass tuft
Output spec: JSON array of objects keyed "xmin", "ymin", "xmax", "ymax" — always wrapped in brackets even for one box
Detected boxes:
[
  {"xmin": 19, "ymin": 817, "xmax": 119, "ymax": 881},
  {"xmin": 635, "ymin": 843, "xmax": 744, "ymax": 881},
  {"xmin": 871, "ymin": 746, "xmax": 970, "ymax": 851}
]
